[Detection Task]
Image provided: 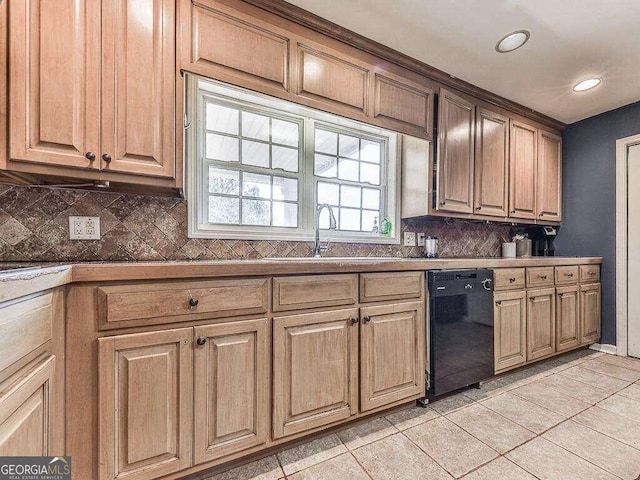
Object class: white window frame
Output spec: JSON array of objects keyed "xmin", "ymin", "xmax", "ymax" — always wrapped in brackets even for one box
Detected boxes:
[{"xmin": 185, "ymin": 75, "xmax": 400, "ymax": 244}]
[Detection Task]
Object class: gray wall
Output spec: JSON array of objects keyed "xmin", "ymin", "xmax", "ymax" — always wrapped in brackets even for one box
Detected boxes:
[{"xmin": 556, "ymin": 101, "xmax": 640, "ymax": 345}]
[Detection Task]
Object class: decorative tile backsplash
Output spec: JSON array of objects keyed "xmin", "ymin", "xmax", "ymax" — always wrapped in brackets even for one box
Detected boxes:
[{"xmin": 0, "ymin": 184, "xmax": 510, "ymax": 262}]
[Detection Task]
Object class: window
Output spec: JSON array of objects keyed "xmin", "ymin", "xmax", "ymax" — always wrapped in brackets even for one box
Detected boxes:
[{"xmin": 186, "ymin": 76, "xmax": 399, "ymax": 243}]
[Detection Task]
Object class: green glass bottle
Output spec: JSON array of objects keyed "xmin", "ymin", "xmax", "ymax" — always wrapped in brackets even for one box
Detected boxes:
[{"xmin": 380, "ymin": 216, "xmax": 392, "ymax": 236}]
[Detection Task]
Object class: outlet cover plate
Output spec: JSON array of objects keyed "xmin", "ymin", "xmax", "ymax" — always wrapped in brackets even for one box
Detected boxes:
[
  {"xmin": 69, "ymin": 216, "xmax": 100, "ymax": 240},
  {"xmin": 403, "ymin": 231, "xmax": 416, "ymax": 247}
]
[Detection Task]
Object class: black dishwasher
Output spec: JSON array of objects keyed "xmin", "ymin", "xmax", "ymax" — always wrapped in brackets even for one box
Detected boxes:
[{"xmin": 428, "ymin": 269, "xmax": 494, "ymax": 397}]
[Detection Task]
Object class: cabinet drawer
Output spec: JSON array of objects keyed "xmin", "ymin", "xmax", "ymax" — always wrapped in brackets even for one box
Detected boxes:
[
  {"xmin": 580, "ymin": 265, "xmax": 600, "ymax": 283},
  {"xmin": 555, "ymin": 266, "xmax": 579, "ymax": 284},
  {"xmin": 360, "ymin": 272, "xmax": 423, "ymax": 302},
  {"xmin": 494, "ymin": 268, "xmax": 526, "ymax": 290},
  {"xmin": 273, "ymin": 275, "xmax": 358, "ymax": 312},
  {"xmin": 98, "ymin": 279, "xmax": 269, "ymax": 329},
  {"xmin": 0, "ymin": 293, "xmax": 53, "ymax": 373},
  {"xmin": 526, "ymin": 267, "xmax": 554, "ymax": 287}
]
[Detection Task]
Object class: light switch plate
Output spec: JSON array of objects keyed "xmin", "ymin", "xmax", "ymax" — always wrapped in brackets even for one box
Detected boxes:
[
  {"xmin": 417, "ymin": 233, "xmax": 426, "ymax": 247},
  {"xmin": 403, "ymin": 231, "xmax": 416, "ymax": 246},
  {"xmin": 69, "ymin": 216, "xmax": 100, "ymax": 240}
]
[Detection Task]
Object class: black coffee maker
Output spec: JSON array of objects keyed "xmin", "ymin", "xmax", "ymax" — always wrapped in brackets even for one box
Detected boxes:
[{"xmin": 525, "ymin": 226, "xmax": 559, "ymax": 256}]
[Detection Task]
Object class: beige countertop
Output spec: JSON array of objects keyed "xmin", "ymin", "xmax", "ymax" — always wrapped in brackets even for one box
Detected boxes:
[{"xmin": 0, "ymin": 257, "xmax": 602, "ymax": 303}]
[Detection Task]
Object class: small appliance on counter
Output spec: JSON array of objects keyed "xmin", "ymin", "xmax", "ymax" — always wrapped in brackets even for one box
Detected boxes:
[
  {"xmin": 525, "ymin": 226, "xmax": 559, "ymax": 256},
  {"xmin": 424, "ymin": 236, "xmax": 438, "ymax": 258}
]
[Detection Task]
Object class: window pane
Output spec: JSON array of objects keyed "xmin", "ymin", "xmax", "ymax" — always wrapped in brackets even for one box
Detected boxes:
[
  {"xmin": 209, "ymin": 167, "xmax": 239, "ymax": 195},
  {"xmin": 206, "ymin": 133, "xmax": 239, "ymax": 162},
  {"xmin": 362, "ymin": 188, "xmax": 380, "ymax": 209},
  {"xmin": 362, "ymin": 210, "xmax": 379, "ymax": 232},
  {"xmin": 242, "ymin": 111, "xmax": 269, "ymax": 141},
  {"xmin": 273, "ymin": 119, "xmax": 299, "ymax": 147},
  {"xmin": 339, "ymin": 134, "xmax": 359, "ymax": 159},
  {"xmin": 273, "ymin": 202, "xmax": 298, "ymax": 227},
  {"xmin": 341, "ymin": 185, "xmax": 361, "ymax": 208},
  {"xmin": 339, "ymin": 208, "xmax": 361, "ymax": 231},
  {"xmin": 315, "ymin": 154, "xmax": 337, "ymax": 178},
  {"xmin": 272, "ymin": 146, "xmax": 298, "ymax": 172},
  {"xmin": 315, "ymin": 129, "xmax": 338, "ymax": 155},
  {"xmin": 206, "ymin": 103, "xmax": 238, "ymax": 135},
  {"xmin": 273, "ymin": 177, "xmax": 298, "ymax": 201},
  {"xmin": 242, "ymin": 172, "xmax": 271, "ymax": 199},
  {"xmin": 317, "ymin": 182, "xmax": 339, "ymax": 205},
  {"xmin": 338, "ymin": 159, "xmax": 359, "ymax": 182},
  {"xmin": 360, "ymin": 162, "xmax": 380, "ymax": 185},
  {"xmin": 242, "ymin": 199, "xmax": 271, "ymax": 225},
  {"xmin": 361, "ymin": 140, "xmax": 381, "ymax": 163},
  {"xmin": 242, "ymin": 140, "xmax": 269, "ymax": 168},
  {"xmin": 209, "ymin": 196, "xmax": 239, "ymax": 224}
]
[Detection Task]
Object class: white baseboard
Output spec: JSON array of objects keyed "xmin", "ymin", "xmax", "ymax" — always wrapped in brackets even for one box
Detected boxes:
[{"xmin": 589, "ymin": 343, "xmax": 618, "ymax": 355}]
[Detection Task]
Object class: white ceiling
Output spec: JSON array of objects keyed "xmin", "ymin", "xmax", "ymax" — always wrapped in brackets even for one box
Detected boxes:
[{"xmin": 284, "ymin": 0, "xmax": 640, "ymax": 124}]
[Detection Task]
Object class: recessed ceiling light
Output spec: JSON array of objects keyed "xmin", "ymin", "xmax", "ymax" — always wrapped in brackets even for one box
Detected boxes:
[
  {"xmin": 573, "ymin": 78, "xmax": 602, "ymax": 92},
  {"xmin": 495, "ymin": 30, "xmax": 530, "ymax": 53}
]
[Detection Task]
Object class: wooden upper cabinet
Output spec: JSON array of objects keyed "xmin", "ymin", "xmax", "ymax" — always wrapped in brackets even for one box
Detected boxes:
[
  {"xmin": 9, "ymin": 0, "xmax": 100, "ymax": 169},
  {"xmin": 437, "ymin": 89, "xmax": 475, "ymax": 214},
  {"xmin": 474, "ymin": 108, "xmax": 509, "ymax": 217},
  {"xmin": 183, "ymin": 0, "xmax": 290, "ymax": 94},
  {"xmin": 296, "ymin": 43, "xmax": 370, "ymax": 116},
  {"xmin": 494, "ymin": 290, "xmax": 527, "ymax": 372},
  {"xmin": 373, "ymin": 73, "xmax": 434, "ymax": 140},
  {"xmin": 101, "ymin": 0, "xmax": 176, "ymax": 178},
  {"xmin": 526, "ymin": 288, "xmax": 555, "ymax": 361},
  {"xmin": 193, "ymin": 319, "xmax": 269, "ymax": 464},
  {"xmin": 509, "ymin": 120, "xmax": 538, "ymax": 219},
  {"xmin": 360, "ymin": 302, "xmax": 425, "ymax": 411},
  {"xmin": 272, "ymin": 309, "xmax": 359, "ymax": 439},
  {"xmin": 537, "ymin": 130, "xmax": 562, "ymax": 222},
  {"xmin": 98, "ymin": 329, "xmax": 193, "ymax": 480}
]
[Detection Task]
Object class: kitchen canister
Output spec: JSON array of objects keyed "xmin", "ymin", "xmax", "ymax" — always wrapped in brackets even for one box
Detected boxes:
[
  {"xmin": 502, "ymin": 242, "xmax": 516, "ymax": 258},
  {"xmin": 424, "ymin": 236, "xmax": 438, "ymax": 258},
  {"xmin": 516, "ymin": 239, "xmax": 532, "ymax": 257}
]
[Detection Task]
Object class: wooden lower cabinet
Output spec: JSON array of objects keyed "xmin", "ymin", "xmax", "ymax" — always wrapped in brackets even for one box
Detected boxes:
[
  {"xmin": 556, "ymin": 285, "xmax": 580, "ymax": 352},
  {"xmin": 360, "ymin": 302, "xmax": 425, "ymax": 411},
  {"xmin": 272, "ymin": 309, "xmax": 359, "ymax": 439},
  {"xmin": 193, "ymin": 319, "xmax": 269, "ymax": 463},
  {"xmin": 0, "ymin": 357, "xmax": 59, "ymax": 456},
  {"xmin": 580, "ymin": 283, "xmax": 602, "ymax": 345},
  {"xmin": 526, "ymin": 288, "xmax": 556, "ymax": 361},
  {"xmin": 494, "ymin": 290, "xmax": 527, "ymax": 372},
  {"xmin": 98, "ymin": 328, "xmax": 193, "ymax": 480}
]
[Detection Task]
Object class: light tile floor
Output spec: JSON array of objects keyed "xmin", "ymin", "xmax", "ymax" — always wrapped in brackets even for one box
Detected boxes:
[{"xmin": 203, "ymin": 350, "xmax": 640, "ymax": 480}]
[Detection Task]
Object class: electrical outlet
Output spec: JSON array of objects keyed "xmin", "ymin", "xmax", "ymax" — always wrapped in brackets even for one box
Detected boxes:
[
  {"xmin": 417, "ymin": 233, "xmax": 426, "ymax": 247},
  {"xmin": 403, "ymin": 231, "xmax": 416, "ymax": 246},
  {"xmin": 69, "ymin": 216, "xmax": 100, "ymax": 240}
]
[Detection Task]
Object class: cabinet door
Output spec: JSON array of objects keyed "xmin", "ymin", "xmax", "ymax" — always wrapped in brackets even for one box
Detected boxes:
[
  {"xmin": 437, "ymin": 89, "xmax": 475, "ymax": 213},
  {"xmin": 556, "ymin": 285, "xmax": 580, "ymax": 352},
  {"xmin": 537, "ymin": 130, "xmax": 562, "ymax": 222},
  {"xmin": 494, "ymin": 290, "xmax": 526, "ymax": 372},
  {"xmin": 527, "ymin": 288, "xmax": 556, "ymax": 361},
  {"xmin": 509, "ymin": 120, "xmax": 538, "ymax": 219},
  {"xmin": 9, "ymin": 0, "xmax": 100, "ymax": 169},
  {"xmin": 360, "ymin": 302, "xmax": 425, "ymax": 411},
  {"xmin": 0, "ymin": 357, "xmax": 59, "ymax": 456},
  {"xmin": 474, "ymin": 108, "xmax": 509, "ymax": 217},
  {"xmin": 296, "ymin": 43, "xmax": 370, "ymax": 117},
  {"xmin": 98, "ymin": 328, "xmax": 193, "ymax": 480},
  {"xmin": 101, "ymin": 0, "xmax": 176, "ymax": 178},
  {"xmin": 580, "ymin": 283, "xmax": 601, "ymax": 345},
  {"xmin": 273, "ymin": 308, "xmax": 359, "ymax": 439},
  {"xmin": 193, "ymin": 319, "xmax": 269, "ymax": 464}
]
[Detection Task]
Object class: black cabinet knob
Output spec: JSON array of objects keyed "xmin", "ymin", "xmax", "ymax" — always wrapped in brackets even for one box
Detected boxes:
[
  {"xmin": 102, "ymin": 153, "xmax": 112, "ymax": 163},
  {"xmin": 363, "ymin": 316, "xmax": 371, "ymax": 324},
  {"xmin": 85, "ymin": 152, "xmax": 96, "ymax": 161},
  {"xmin": 351, "ymin": 317, "xmax": 359, "ymax": 324},
  {"xmin": 189, "ymin": 297, "xmax": 199, "ymax": 308},
  {"xmin": 196, "ymin": 336, "xmax": 206, "ymax": 346}
]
